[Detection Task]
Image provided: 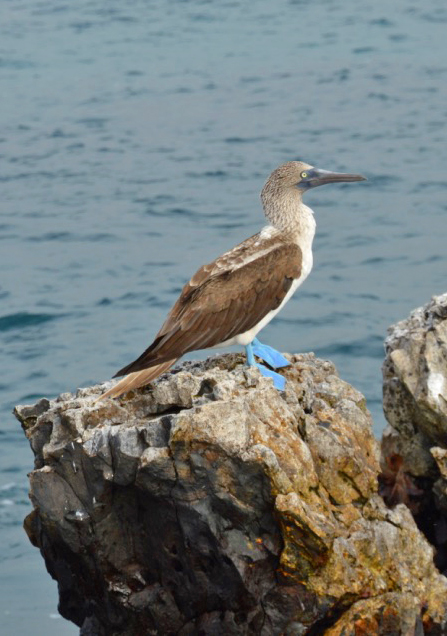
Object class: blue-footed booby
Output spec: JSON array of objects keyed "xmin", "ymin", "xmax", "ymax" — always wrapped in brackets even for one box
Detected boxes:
[{"xmin": 99, "ymin": 161, "xmax": 366, "ymax": 399}]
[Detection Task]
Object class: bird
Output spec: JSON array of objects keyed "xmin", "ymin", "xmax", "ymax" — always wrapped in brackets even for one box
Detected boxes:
[{"xmin": 98, "ymin": 161, "xmax": 366, "ymax": 400}]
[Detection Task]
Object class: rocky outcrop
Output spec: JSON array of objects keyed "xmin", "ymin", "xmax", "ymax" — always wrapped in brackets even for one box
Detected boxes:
[
  {"xmin": 381, "ymin": 292, "xmax": 447, "ymax": 574},
  {"xmin": 16, "ymin": 353, "xmax": 447, "ymax": 635}
]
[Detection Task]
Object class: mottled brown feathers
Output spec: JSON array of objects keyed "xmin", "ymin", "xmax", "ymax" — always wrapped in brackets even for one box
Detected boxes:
[{"xmin": 114, "ymin": 233, "xmax": 302, "ymax": 377}]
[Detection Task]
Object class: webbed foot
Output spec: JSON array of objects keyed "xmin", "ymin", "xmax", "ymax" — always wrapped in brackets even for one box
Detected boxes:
[
  {"xmin": 245, "ymin": 341, "xmax": 287, "ymax": 390},
  {"xmin": 251, "ymin": 337, "xmax": 290, "ymax": 368}
]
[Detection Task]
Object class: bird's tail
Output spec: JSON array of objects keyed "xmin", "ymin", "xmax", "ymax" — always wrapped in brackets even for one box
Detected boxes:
[{"xmin": 95, "ymin": 359, "xmax": 177, "ymax": 401}]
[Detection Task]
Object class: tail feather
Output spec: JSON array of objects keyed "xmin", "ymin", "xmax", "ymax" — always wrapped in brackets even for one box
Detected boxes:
[{"xmin": 96, "ymin": 359, "xmax": 177, "ymax": 401}]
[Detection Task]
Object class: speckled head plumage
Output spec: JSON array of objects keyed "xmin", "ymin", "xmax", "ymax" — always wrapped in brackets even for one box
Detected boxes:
[
  {"xmin": 262, "ymin": 160, "xmax": 366, "ymax": 195},
  {"xmin": 261, "ymin": 160, "xmax": 366, "ymax": 231},
  {"xmin": 263, "ymin": 161, "xmax": 315, "ymax": 189}
]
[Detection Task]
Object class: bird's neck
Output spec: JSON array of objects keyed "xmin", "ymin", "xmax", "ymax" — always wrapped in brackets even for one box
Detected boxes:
[{"xmin": 261, "ymin": 186, "xmax": 316, "ymax": 245}]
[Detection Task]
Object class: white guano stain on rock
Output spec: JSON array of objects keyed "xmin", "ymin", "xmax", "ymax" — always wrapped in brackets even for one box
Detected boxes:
[{"xmin": 427, "ymin": 372, "xmax": 446, "ymax": 404}]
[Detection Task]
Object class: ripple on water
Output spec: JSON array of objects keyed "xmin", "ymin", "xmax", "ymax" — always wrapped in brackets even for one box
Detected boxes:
[
  {"xmin": 26, "ymin": 232, "xmax": 118, "ymax": 243},
  {"xmin": 0, "ymin": 312, "xmax": 62, "ymax": 332},
  {"xmin": 316, "ymin": 334, "xmax": 385, "ymax": 359}
]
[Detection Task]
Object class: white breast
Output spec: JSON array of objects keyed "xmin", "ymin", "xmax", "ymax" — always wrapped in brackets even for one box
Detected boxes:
[{"xmin": 219, "ymin": 210, "xmax": 316, "ymax": 348}]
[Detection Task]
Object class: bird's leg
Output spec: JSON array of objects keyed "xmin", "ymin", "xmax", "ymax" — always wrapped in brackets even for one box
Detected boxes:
[
  {"xmin": 251, "ymin": 337, "xmax": 290, "ymax": 368},
  {"xmin": 245, "ymin": 342, "xmax": 286, "ymax": 390}
]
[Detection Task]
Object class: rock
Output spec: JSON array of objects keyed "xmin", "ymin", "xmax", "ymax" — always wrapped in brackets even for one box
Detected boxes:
[
  {"xmin": 381, "ymin": 293, "xmax": 447, "ymax": 573},
  {"xmin": 383, "ymin": 292, "xmax": 447, "ymax": 450},
  {"xmin": 15, "ymin": 353, "xmax": 447, "ymax": 635}
]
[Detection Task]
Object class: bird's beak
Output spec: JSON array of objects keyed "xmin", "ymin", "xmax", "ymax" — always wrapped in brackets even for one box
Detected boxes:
[{"xmin": 301, "ymin": 168, "xmax": 367, "ymax": 189}]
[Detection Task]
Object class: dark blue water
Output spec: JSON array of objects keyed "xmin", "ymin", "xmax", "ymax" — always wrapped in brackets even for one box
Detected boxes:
[{"xmin": 1, "ymin": 0, "xmax": 447, "ymax": 632}]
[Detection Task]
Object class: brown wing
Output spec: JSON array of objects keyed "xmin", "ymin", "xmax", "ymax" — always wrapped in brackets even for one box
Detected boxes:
[{"xmin": 114, "ymin": 238, "xmax": 302, "ymax": 377}]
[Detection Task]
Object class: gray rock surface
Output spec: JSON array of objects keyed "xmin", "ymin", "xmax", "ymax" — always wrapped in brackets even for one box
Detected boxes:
[
  {"xmin": 383, "ymin": 293, "xmax": 447, "ymax": 449},
  {"xmin": 16, "ymin": 353, "xmax": 447, "ymax": 635},
  {"xmin": 381, "ymin": 292, "xmax": 447, "ymax": 573}
]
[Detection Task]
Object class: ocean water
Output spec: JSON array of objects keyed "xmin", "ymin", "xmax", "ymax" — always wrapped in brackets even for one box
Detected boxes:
[{"xmin": 1, "ymin": 0, "xmax": 447, "ymax": 632}]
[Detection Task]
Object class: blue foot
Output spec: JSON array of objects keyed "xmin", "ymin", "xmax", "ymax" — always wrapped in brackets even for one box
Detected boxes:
[
  {"xmin": 255, "ymin": 363, "xmax": 286, "ymax": 390},
  {"xmin": 245, "ymin": 342, "xmax": 287, "ymax": 390},
  {"xmin": 252, "ymin": 337, "xmax": 290, "ymax": 368}
]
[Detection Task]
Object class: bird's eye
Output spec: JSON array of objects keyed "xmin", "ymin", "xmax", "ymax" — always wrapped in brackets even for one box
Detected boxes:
[{"xmin": 301, "ymin": 171, "xmax": 308, "ymax": 179}]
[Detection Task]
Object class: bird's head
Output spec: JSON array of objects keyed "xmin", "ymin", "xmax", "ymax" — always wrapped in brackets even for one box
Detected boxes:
[{"xmin": 263, "ymin": 161, "xmax": 366, "ymax": 195}]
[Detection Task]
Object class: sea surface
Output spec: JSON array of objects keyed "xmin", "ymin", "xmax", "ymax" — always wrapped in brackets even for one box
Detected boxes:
[{"xmin": 1, "ymin": 0, "xmax": 447, "ymax": 632}]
